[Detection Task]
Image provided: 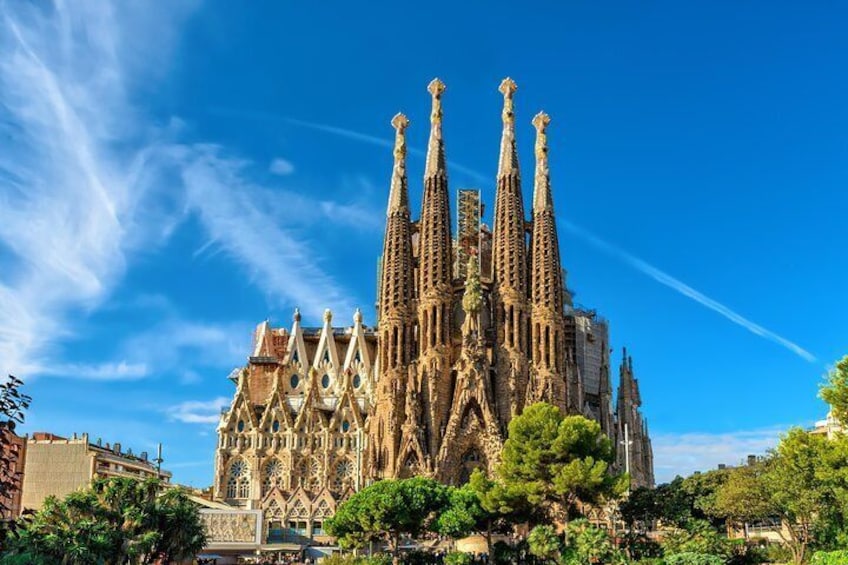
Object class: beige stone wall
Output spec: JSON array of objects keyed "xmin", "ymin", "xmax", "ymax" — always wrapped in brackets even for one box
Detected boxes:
[{"xmin": 21, "ymin": 442, "xmax": 92, "ymax": 511}]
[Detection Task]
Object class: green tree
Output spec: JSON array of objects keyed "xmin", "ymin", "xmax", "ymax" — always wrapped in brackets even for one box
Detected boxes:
[
  {"xmin": 527, "ymin": 525, "xmax": 563, "ymax": 563},
  {"xmin": 820, "ymin": 355, "xmax": 848, "ymax": 424},
  {"xmin": 563, "ymin": 519, "xmax": 627, "ymax": 565},
  {"xmin": 1, "ymin": 477, "xmax": 205, "ymax": 564},
  {"xmin": 326, "ymin": 477, "xmax": 448, "ymax": 564},
  {"xmin": 681, "ymin": 468, "xmax": 730, "ymax": 529},
  {"xmin": 660, "ymin": 519, "xmax": 731, "ymax": 560},
  {"xmin": 619, "ymin": 486, "xmax": 657, "ymax": 531},
  {"xmin": 712, "ymin": 429, "xmax": 836, "ymax": 565},
  {"xmin": 497, "ymin": 402, "xmax": 626, "ymax": 523}
]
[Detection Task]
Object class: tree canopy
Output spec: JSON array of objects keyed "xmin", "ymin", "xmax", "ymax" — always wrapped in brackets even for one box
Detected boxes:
[
  {"xmin": 820, "ymin": 355, "xmax": 848, "ymax": 424},
  {"xmin": 497, "ymin": 402, "xmax": 626, "ymax": 522},
  {"xmin": 1, "ymin": 477, "xmax": 205, "ymax": 565},
  {"xmin": 326, "ymin": 477, "xmax": 448, "ymax": 563}
]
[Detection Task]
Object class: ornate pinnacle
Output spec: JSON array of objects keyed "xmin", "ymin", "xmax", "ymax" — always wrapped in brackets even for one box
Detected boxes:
[
  {"xmin": 354, "ymin": 308, "xmax": 363, "ymax": 325},
  {"xmin": 497, "ymin": 78, "xmax": 520, "ymax": 177},
  {"xmin": 293, "ymin": 308, "xmax": 301, "ymax": 323},
  {"xmin": 323, "ymin": 308, "xmax": 333, "ymax": 324},
  {"xmin": 499, "ymin": 78, "xmax": 517, "ymax": 125},
  {"xmin": 425, "ymin": 78, "xmax": 446, "ymax": 178},
  {"xmin": 532, "ymin": 111, "xmax": 553, "ymax": 213},
  {"xmin": 387, "ymin": 113, "xmax": 410, "ymax": 215}
]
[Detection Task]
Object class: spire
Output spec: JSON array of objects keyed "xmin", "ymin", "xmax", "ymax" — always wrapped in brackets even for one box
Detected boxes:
[
  {"xmin": 418, "ymin": 79, "xmax": 454, "ymax": 458},
  {"xmin": 498, "ymin": 78, "xmax": 520, "ymax": 178},
  {"xmin": 378, "ymin": 112, "xmax": 414, "ymax": 322},
  {"xmin": 418, "ymin": 79, "xmax": 453, "ymax": 350},
  {"xmin": 492, "ymin": 76, "xmax": 528, "ymax": 295},
  {"xmin": 530, "ymin": 110, "xmax": 564, "ymax": 314},
  {"xmin": 387, "ymin": 113, "xmax": 410, "ymax": 215},
  {"xmin": 532, "ymin": 112, "xmax": 554, "ymax": 213},
  {"xmin": 492, "ymin": 77, "xmax": 529, "ymax": 427},
  {"xmin": 424, "ymin": 78, "xmax": 447, "ymax": 179}
]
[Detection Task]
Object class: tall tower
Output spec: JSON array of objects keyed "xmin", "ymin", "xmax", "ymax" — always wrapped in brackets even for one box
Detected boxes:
[
  {"xmin": 416, "ymin": 79, "xmax": 454, "ymax": 458},
  {"xmin": 491, "ymin": 78, "xmax": 530, "ymax": 428},
  {"xmin": 528, "ymin": 112, "xmax": 568, "ymax": 411},
  {"xmin": 370, "ymin": 113, "xmax": 416, "ymax": 479},
  {"xmin": 615, "ymin": 349, "xmax": 654, "ymax": 488}
]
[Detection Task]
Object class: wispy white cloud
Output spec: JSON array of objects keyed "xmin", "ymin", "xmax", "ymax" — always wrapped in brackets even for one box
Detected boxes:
[
  {"xmin": 165, "ymin": 396, "xmax": 230, "ymax": 425},
  {"xmin": 36, "ymin": 361, "xmax": 149, "ymax": 381},
  {"xmin": 120, "ymin": 315, "xmax": 250, "ymax": 373},
  {"xmin": 652, "ymin": 425, "xmax": 798, "ymax": 483},
  {"xmin": 0, "ymin": 1, "xmax": 186, "ymax": 378},
  {"xmin": 561, "ymin": 220, "xmax": 817, "ymax": 363},
  {"xmin": 0, "ymin": 2, "xmax": 367, "ymax": 377},
  {"xmin": 174, "ymin": 144, "xmax": 361, "ymax": 319},
  {"xmin": 269, "ymin": 157, "xmax": 295, "ymax": 176}
]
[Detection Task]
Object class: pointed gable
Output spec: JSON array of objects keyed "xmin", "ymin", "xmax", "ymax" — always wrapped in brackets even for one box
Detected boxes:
[
  {"xmin": 222, "ymin": 369, "xmax": 259, "ymax": 432},
  {"xmin": 259, "ymin": 373, "xmax": 294, "ymax": 432},
  {"xmin": 343, "ymin": 309, "xmax": 372, "ymax": 381},
  {"xmin": 312, "ymin": 309, "xmax": 341, "ymax": 394}
]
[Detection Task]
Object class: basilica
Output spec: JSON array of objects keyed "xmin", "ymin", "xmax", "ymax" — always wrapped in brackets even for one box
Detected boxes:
[{"xmin": 212, "ymin": 78, "xmax": 654, "ymax": 542}]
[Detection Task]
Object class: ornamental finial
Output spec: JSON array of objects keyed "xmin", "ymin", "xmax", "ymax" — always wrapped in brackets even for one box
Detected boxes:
[
  {"xmin": 497, "ymin": 78, "xmax": 520, "ymax": 177},
  {"xmin": 293, "ymin": 308, "xmax": 301, "ymax": 323},
  {"xmin": 354, "ymin": 308, "xmax": 363, "ymax": 324},
  {"xmin": 387, "ymin": 113, "xmax": 410, "ymax": 214},
  {"xmin": 425, "ymin": 79, "xmax": 446, "ymax": 178},
  {"xmin": 499, "ymin": 77, "xmax": 517, "ymax": 126},
  {"xmin": 323, "ymin": 308, "xmax": 333, "ymax": 324},
  {"xmin": 532, "ymin": 111, "xmax": 551, "ymax": 156},
  {"xmin": 532, "ymin": 111, "xmax": 553, "ymax": 213}
]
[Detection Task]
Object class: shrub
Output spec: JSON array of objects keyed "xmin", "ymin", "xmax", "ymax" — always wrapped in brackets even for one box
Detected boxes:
[
  {"xmin": 528, "ymin": 524, "xmax": 563, "ymax": 563},
  {"xmin": 761, "ymin": 543, "xmax": 793, "ymax": 564},
  {"xmin": 444, "ymin": 552, "xmax": 474, "ymax": 565},
  {"xmin": 810, "ymin": 550, "xmax": 848, "ymax": 565},
  {"xmin": 664, "ymin": 553, "xmax": 725, "ymax": 565}
]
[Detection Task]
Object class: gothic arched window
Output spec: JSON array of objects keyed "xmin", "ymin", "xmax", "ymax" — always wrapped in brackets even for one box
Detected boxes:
[
  {"xmin": 332, "ymin": 459, "xmax": 354, "ymax": 491},
  {"xmin": 262, "ymin": 458, "xmax": 286, "ymax": 495},
  {"xmin": 226, "ymin": 459, "xmax": 250, "ymax": 499}
]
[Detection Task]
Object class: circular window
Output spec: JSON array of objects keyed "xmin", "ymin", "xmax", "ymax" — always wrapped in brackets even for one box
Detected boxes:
[
  {"xmin": 321, "ymin": 374, "xmax": 330, "ymax": 388},
  {"xmin": 230, "ymin": 459, "xmax": 247, "ymax": 477},
  {"xmin": 342, "ymin": 420, "xmax": 350, "ymax": 433},
  {"xmin": 290, "ymin": 374, "xmax": 299, "ymax": 389},
  {"xmin": 272, "ymin": 420, "xmax": 280, "ymax": 432},
  {"xmin": 353, "ymin": 374, "xmax": 361, "ymax": 388},
  {"xmin": 237, "ymin": 420, "xmax": 245, "ymax": 432}
]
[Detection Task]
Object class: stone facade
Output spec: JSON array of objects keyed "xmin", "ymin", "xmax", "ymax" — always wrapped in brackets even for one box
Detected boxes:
[
  {"xmin": 214, "ymin": 78, "xmax": 654, "ymax": 543},
  {"xmin": 20, "ymin": 432, "xmax": 171, "ymax": 512}
]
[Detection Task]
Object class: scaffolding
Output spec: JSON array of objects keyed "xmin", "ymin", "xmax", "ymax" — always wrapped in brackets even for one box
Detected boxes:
[{"xmin": 456, "ymin": 189, "xmax": 481, "ymax": 280}]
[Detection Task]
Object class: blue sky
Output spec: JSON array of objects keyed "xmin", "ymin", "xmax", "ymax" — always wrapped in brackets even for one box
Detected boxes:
[{"xmin": 1, "ymin": 1, "xmax": 846, "ymax": 486}]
